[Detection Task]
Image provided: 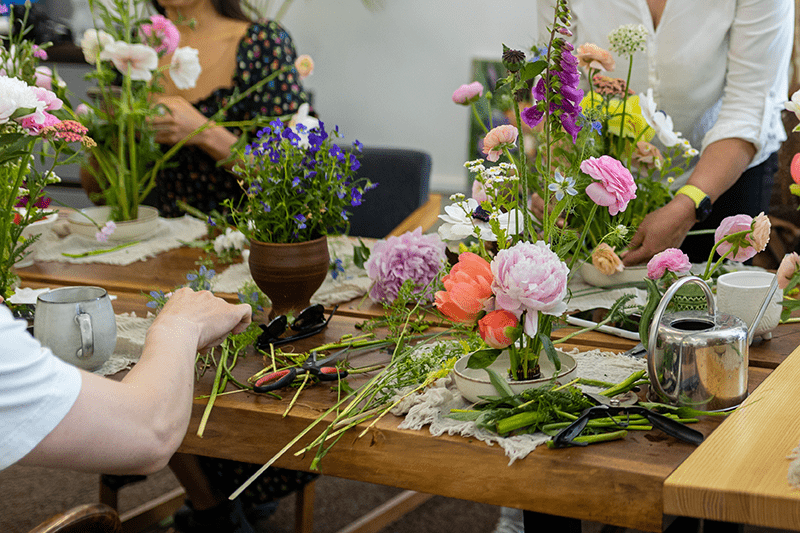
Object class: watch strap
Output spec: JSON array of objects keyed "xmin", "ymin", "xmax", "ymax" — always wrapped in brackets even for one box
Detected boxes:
[{"xmin": 676, "ymin": 185, "xmax": 708, "ymax": 208}]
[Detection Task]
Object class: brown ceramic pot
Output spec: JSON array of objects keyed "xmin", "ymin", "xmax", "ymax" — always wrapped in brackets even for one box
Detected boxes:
[{"xmin": 248, "ymin": 236, "xmax": 329, "ymax": 319}]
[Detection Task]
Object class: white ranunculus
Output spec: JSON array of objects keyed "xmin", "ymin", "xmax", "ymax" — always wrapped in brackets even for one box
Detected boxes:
[
  {"xmin": 81, "ymin": 29, "xmax": 115, "ymax": 65},
  {"xmin": 99, "ymin": 41, "xmax": 158, "ymax": 82},
  {"xmin": 638, "ymin": 88, "xmax": 681, "ymax": 147},
  {"xmin": 0, "ymin": 75, "xmax": 46, "ymax": 125},
  {"xmin": 169, "ymin": 47, "xmax": 202, "ymax": 90}
]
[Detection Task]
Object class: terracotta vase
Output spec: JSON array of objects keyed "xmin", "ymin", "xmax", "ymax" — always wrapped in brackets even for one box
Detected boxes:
[{"xmin": 248, "ymin": 236, "xmax": 329, "ymax": 319}]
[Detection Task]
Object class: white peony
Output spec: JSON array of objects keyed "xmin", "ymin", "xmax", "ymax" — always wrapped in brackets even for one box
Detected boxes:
[
  {"xmin": 169, "ymin": 47, "xmax": 202, "ymax": 90},
  {"xmin": 80, "ymin": 29, "xmax": 115, "ymax": 65},
  {"xmin": 99, "ymin": 41, "xmax": 158, "ymax": 82},
  {"xmin": 0, "ymin": 75, "xmax": 46, "ymax": 125}
]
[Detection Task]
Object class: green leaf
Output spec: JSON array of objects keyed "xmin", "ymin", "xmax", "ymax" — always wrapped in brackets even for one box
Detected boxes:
[
  {"xmin": 518, "ymin": 60, "xmax": 547, "ymax": 83},
  {"xmin": 539, "ymin": 333, "xmax": 560, "ymax": 372},
  {"xmin": 466, "ymin": 348, "xmax": 502, "ymax": 369},
  {"xmin": 485, "ymin": 367, "xmax": 515, "ymax": 399},
  {"xmin": 639, "ymin": 278, "xmax": 662, "ymax": 351},
  {"xmin": 353, "ymin": 238, "xmax": 371, "ymax": 269}
]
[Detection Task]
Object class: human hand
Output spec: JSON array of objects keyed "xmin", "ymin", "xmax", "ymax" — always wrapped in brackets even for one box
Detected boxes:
[
  {"xmin": 529, "ymin": 193, "xmax": 565, "ymax": 228},
  {"xmin": 621, "ymin": 196, "xmax": 696, "ymax": 266},
  {"xmin": 150, "ymin": 96, "xmax": 210, "ymax": 146},
  {"xmin": 154, "ymin": 288, "xmax": 252, "ymax": 351}
]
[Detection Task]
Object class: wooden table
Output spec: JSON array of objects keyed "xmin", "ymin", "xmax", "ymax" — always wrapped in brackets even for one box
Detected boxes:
[{"xmin": 13, "ymin": 247, "xmax": 800, "ymax": 532}]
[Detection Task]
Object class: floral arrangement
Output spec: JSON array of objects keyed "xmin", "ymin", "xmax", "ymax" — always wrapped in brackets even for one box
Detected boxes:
[
  {"xmin": 364, "ymin": 228, "xmax": 446, "ymax": 304},
  {"xmin": 222, "ymin": 117, "xmax": 375, "ymax": 244},
  {"xmin": 640, "ymin": 212, "xmax": 771, "ymax": 346},
  {"xmin": 75, "ymin": 0, "xmax": 202, "ymax": 221},
  {"xmin": 434, "ymin": 1, "xmax": 647, "ymax": 381},
  {"xmin": 0, "ymin": 5, "xmax": 95, "ymax": 300}
]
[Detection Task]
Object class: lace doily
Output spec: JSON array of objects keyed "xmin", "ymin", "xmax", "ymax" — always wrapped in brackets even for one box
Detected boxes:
[
  {"xmin": 392, "ymin": 346, "xmax": 647, "ymax": 465},
  {"xmin": 35, "ymin": 215, "xmax": 207, "ymax": 265}
]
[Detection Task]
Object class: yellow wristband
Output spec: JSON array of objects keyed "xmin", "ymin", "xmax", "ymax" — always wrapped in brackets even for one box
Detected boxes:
[{"xmin": 676, "ymin": 185, "xmax": 708, "ymax": 208}]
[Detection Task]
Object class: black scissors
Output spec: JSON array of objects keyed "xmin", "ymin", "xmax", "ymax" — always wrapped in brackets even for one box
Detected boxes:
[
  {"xmin": 253, "ymin": 349, "xmax": 349, "ymax": 392},
  {"xmin": 551, "ymin": 391, "xmax": 704, "ymax": 448}
]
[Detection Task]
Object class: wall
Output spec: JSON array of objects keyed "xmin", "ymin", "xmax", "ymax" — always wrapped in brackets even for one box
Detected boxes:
[{"xmin": 280, "ymin": 0, "xmax": 539, "ymax": 194}]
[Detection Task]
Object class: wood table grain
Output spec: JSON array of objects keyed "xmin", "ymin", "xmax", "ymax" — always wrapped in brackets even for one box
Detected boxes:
[{"xmin": 13, "ymin": 249, "xmax": 800, "ymax": 532}]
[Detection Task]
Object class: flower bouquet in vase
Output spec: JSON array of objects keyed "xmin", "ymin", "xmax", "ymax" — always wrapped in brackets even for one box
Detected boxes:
[
  {"xmin": 437, "ymin": 0, "xmax": 640, "ymax": 398},
  {"xmin": 73, "ymin": 0, "xmax": 202, "ymax": 230},
  {"xmin": 221, "ymin": 116, "xmax": 376, "ymax": 317}
]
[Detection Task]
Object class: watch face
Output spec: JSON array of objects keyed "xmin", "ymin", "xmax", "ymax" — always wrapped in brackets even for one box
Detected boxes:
[{"xmin": 697, "ymin": 197, "xmax": 713, "ymax": 223}]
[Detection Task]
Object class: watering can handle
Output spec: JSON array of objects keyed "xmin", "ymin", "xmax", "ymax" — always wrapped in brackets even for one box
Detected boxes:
[{"xmin": 646, "ymin": 276, "xmax": 715, "ymax": 403}]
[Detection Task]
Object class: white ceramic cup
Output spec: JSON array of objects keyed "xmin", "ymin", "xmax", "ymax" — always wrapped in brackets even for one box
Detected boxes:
[
  {"xmin": 34, "ymin": 286, "xmax": 117, "ymax": 371},
  {"xmin": 716, "ymin": 271, "xmax": 781, "ymax": 343}
]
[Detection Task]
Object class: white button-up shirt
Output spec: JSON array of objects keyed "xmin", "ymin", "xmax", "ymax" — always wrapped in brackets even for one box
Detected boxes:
[{"xmin": 537, "ymin": 0, "xmax": 794, "ymax": 181}]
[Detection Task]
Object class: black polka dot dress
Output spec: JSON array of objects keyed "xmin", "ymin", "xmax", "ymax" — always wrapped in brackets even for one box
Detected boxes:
[{"xmin": 152, "ymin": 21, "xmax": 309, "ymax": 218}]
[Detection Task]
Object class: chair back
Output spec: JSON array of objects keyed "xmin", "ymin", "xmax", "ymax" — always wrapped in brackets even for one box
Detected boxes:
[
  {"xmin": 27, "ymin": 503, "xmax": 122, "ymax": 533},
  {"xmin": 346, "ymin": 147, "xmax": 432, "ymax": 238}
]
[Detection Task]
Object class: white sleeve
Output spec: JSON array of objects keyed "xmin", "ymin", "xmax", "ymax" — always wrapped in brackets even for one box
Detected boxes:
[
  {"xmin": 701, "ymin": 0, "xmax": 794, "ymax": 164},
  {"xmin": 0, "ymin": 305, "xmax": 82, "ymax": 470}
]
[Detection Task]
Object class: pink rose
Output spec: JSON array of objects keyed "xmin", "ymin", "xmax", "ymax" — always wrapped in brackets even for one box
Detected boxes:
[
  {"xmin": 491, "ymin": 241, "xmax": 569, "ymax": 337},
  {"xmin": 452, "ymin": 81, "xmax": 484, "ymax": 105},
  {"xmin": 576, "ymin": 43, "xmax": 615, "ymax": 71},
  {"xmin": 482, "ymin": 125, "xmax": 518, "ymax": 162},
  {"xmin": 714, "ymin": 214, "xmax": 757, "ymax": 262},
  {"xmin": 646, "ymin": 248, "xmax": 691, "ymax": 280},
  {"xmin": 435, "ymin": 252, "xmax": 494, "ymax": 323},
  {"xmin": 580, "ymin": 155, "xmax": 637, "ymax": 215},
  {"xmin": 777, "ymin": 252, "xmax": 800, "ymax": 290},
  {"xmin": 478, "ymin": 310, "xmax": 520, "ymax": 349}
]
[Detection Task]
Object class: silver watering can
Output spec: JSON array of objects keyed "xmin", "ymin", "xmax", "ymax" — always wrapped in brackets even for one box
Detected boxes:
[{"xmin": 647, "ymin": 275, "xmax": 778, "ymax": 411}]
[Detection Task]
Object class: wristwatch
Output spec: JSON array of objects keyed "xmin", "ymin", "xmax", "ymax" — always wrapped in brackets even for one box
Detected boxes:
[{"xmin": 676, "ymin": 185, "xmax": 712, "ymax": 223}]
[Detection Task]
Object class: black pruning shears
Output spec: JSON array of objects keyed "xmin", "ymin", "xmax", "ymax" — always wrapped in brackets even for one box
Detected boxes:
[
  {"xmin": 252, "ymin": 350, "xmax": 349, "ymax": 393},
  {"xmin": 551, "ymin": 391, "xmax": 705, "ymax": 448}
]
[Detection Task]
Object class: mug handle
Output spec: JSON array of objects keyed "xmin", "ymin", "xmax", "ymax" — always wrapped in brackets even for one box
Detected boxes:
[{"xmin": 75, "ymin": 310, "xmax": 94, "ymax": 359}]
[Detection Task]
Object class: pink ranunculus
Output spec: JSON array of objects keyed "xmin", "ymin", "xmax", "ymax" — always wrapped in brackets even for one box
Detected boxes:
[
  {"xmin": 646, "ymin": 248, "xmax": 691, "ymax": 280},
  {"xmin": 471, "ymin": 179, "xmax": 488, "ymax": 203},
  {"xmin": 452, "ymin": 81, "xmax": 484, "ymax": 105},
  {"xmin": 478, "ymin": 310, "xmax": 520, "ymax": 349},
  {"xmin": 366, "ymin": 228, "xmax": 447, "ymax": 304},
  {"xmin": 792, "ymin": 153, "xmax": 800, "ymax": 186},
  {"xmin": 750, "ymin": 212, "xmax": 771, "ymax": 253},
  {"xmin": 777, "ymin": 252, "xmax": 800, "ymax": 290},
  {"xmin": 591, "ymin": 243, "xmax": 624, "ymax": 276},
  {"xmin": 139, "ymin": 14, "xmax": 180, "ymax": 55},
  {"xmin": 482, "ymin": 125, "xmax": 518, "ymax": 162},
  {"xmin": 576, "ymin": 43, "xmax": 615, "ymax": 71},
  {"xmin": 435, "ymin": 252, "xmax": 494, "ymax": 323},
  {"xmin": 294, "ymin": 54, "xmax": 314, "ymax": 80},
  {"xmin": 714, "ymin": 214, "xmax": 757, "ymax": 262},
  {"xmin": 491, "ymin": 241, "xmax": 569, "ymax": 337},
  {"xmin": 580, "ymin": 155, "xmax": 637, "ymax": 215}
]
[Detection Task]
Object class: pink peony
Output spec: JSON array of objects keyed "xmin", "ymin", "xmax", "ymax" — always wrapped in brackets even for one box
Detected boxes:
[
  {"xmin": 139, "ymin": 15, "xmax": 180, "ymax": 55},
  {"xmin": 365, "ymin": 228, "xmax": 446, "ymax": 304},
  {"xmin": 646, "ymin": 248, "xmax": 691, "ymax": 280},
  {"xmin": 452, "ymin": 81, "xmax": 484, "ymax": 105},
  {"xmin": 482, "ymin": 125, "xmax": 518, "ymax": 162},
  {"xmin": 580, "ymin": 155, "xmax": 637, "ymax": 215},
  {"xmin": 491, "ymin": 241, "xmax": 569, "ymax": 337},
  {"xmin": 435, "ymin": 252, "xmax": 494, "ymax": 323},
  {"xmin": 777, "ymin": 252, "xmax": 800, "ymax": 290},
  {"xmin": 714, "ymin": 214, "xmax": 757, "ymax": 262},
  {"xmin": 478, "ymin": 310, "xmax": 520, "ymax": 349},
  {"xmin": 576, "ymin": 43, "xmax": 615, "ymax": 71}
]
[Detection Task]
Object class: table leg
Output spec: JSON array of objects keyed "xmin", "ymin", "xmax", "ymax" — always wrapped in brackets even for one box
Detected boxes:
[{"xmin": 522, "ymin": 510, "xmax": 581, "ymax": 533}]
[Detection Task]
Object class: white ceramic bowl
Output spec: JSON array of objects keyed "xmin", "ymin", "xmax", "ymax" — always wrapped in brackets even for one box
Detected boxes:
[
  {"xmin": 452, "ymin": 349, "xmax": 577, "ymax": 403},
  {"xmin": 580, "ymin": 262, "xmax": 649, "ymax": 287},
  {"xmin": 15, "ymin": 210, "xmax": 58, "ymax": 268},
  {"xmin": 68, "ymin": 205, "xmax": 159, "ymax": 242}
]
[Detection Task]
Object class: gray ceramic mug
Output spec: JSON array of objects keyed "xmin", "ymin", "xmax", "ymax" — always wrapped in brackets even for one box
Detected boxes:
[{"xmin": 34, "ymin": 286, "xmax": 117, "ymax": 371}]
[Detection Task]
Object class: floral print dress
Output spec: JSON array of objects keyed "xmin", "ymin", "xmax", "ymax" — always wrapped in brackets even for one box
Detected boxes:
[{"xmin": 151, "ymin": 20, "xmax": 309, "ymax": 218}]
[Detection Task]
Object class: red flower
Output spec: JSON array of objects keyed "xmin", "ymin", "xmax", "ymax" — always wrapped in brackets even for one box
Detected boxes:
[
  {"xmin": 478, "ymin": 310, "xmax": 520, "ymax": 349},
  {"xmin": 12, "ymin": 212, "xmax": 21, "ymax": 225}
]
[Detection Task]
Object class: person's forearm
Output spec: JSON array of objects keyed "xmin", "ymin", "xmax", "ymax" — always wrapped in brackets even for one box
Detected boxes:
[
  {"xmin": 191, "ymin": 124, "xmax": 239, "ymax": 168},
  {"xmin": 686, "ymin": 138, "xmax": 756, "ymax": 204}
]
